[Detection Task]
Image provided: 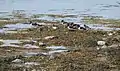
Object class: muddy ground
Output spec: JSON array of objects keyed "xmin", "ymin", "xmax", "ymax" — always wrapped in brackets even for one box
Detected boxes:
[{"xmin": 0, "ymin": 18, "xmax": 120, "ymax": 71}]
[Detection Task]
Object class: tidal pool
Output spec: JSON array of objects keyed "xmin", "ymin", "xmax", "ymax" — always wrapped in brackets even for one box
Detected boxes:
[
  {"xmin": 0, "ymin": 39, "xmax": 22, "ymax": 47},
  {"xmin": 87, "ymin": 24, "xmax": 120, "ymax": 31},
  {"xmin": 0, "ymin": 39, "xmax": 40, "ymax": 48},
  {"xmin": 0, "ymin": 23, "xmax": 36, "ymax": 34}
]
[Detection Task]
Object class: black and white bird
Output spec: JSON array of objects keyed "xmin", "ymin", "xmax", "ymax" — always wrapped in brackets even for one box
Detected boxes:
[
  {"xmin": 61, "ymin": 20, "xmax": 68, "ymax": 25},
  {"xmin": 23, "ymin": 21, "xmax": 38, "ymax": 26},
  {"xmin": 61, "ymin": 20, "xmax": 90, "ymax": 30}
]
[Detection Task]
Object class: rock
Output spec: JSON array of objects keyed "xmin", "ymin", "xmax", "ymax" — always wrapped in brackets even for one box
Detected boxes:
[
  {"xmin": 49, "ymin": 55, "xmax": 55, "ymax": 59},
  {"xmin": 37, "ymin": 23, "xmax": 46, "ymax": 26},
  {"xmin": 12, "ymin": 64, "xmax": 24, "ymax": 67},
  {"xmin": 24, "ymin": 52, "xmax": 39, "ymax": 57},
  {"xmin": 6, "ymin": 50, "xmax": 12, "ymax": 52},
  {"xmin": 103, "ymin": 35, "xmax": 106, "ymax": 36},
  {"xmin": 97, "ymin": 41, "xmax": 106, "ymax": 46},
  {"xmin": 25, "ymin": 62, "xmax": 40, "ymax": 67},
  {"xmin": 29, "ymin": 39, "xmax": 37, "ymax": 45},
  {"xmin": 97, "ymin": 47, "xmax": 100, "ymax": 50},
  {"xmin": 97, "ymin": 54, "xmax": 104, "ymax": 57},
  {"xmin": 24, "ymin": 52, "xmax": 49, "ymax": 57},
  {"xmin": 66, "ymin": 32, "xmax": 68, "ymax": 34},
  {"xmin": 37, "ymin": 52, "xmax": 48, "ymax": 56},
  {"xmin": 31, "ymin": 40, "xmax": 37, "ymax": 43},
  {"xmin": 39, "ymin": 42, "xmax": 46, "ymax": 46},
  {"xmin": 32, "ymin": 69, "xmax": 36, "ymax": 71},
  {"xmin": 102, "ymin": 38, "xmax": 107, "ymax": 40},
  {"xmin": 12, "ymin": 59, "xmax": 24, "ymax": 63},
  {"xmin": 113, "ymin": 31, "xmax": 116, "ymax": 34},
  {"xmin": 52, "ymin": 26, "xmax": 57, "ymax": 30},
  {"xmin": 109, "ymin": 64, "xmax": 117, "ymax": 68},
  {"xmin": 23, "ymin": 44, "xmax": 39, "ymax": 48},
  {"xmin": 101, "ymin": 45, "xmax": 107, "ymax": 48},
  {"xmin": 48, "ymin": 50, "xmax": 68, "ymax": 54},
  {"xmin": 44, "ymin": 36, "xmax": 56, "ymax": 40},
  {"xmin": 46, "ymin": 46, "xmax": 67, "ymax": 50},
  {"xmin": 108, "ymin": 33, "xmax": 113, "ymax": 36},
  {"xmin": 110, "ymin": 69, "xmax": 119, "ymax": 71},
  {"xmin": 108, "ymin": 44, "xmax": 119, "ymax": 48}
]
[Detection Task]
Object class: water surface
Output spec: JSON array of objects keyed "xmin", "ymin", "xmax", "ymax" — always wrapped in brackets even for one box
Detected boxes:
[
  {"xmin": 0, "ymin": 23, "xmax": 36, "ymax": 33},
  {"xmin": 0, "ymin": 0, "xmax": 120, "ymax": 19}
]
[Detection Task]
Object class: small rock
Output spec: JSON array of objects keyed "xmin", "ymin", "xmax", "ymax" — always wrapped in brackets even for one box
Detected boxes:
[
  {"xmin": 108, "ymin": 44, "xmax": 119, "ymax": 48},
  {"xmin": 110, "ymin": 69, "xmax": 119, "ymax": 71},
  {"xmin": 39, "ymin": 42, "xmax": 46, "ymax": 46},
  {"xmin": 113, "ymin": 31, "xmax": 116, "ymax": 34},
  {"xmin": 52, "ymin": 26, "xmax": 57, "ymax": 30},
  {"xmin": 97, "ymin": 47, "xmax": 100, "ymax": 50},
  {"xmin": 102, "ymin": 38, "xmax": 107, "ymax": 40},
  {"xmin": 103, "ymin": 35, "xmax": 106, "ymax": 36},
  {"xmin": 108, "ymin": 33, "xmax": 113, "ymax": 36},
  {"xmin": 31, "ymin": 40, "xmax": 37, "ymax": 43},
  {"xmin": 25, "ymin": 62, "xmax": 39, "ymax": 66},
  {"xmin": 23, "ymin": 44, "xmax": 39, "ymax": 48},
  {"xmin": 37, "ymin": 52, "xmax": 48, "ymax": 56},
  {"xmin": 24, "ymin": 52, "xmax": 39, "ymax": 57},
  {"xmin": 12, "ymin": 64, "xmax": 24, "ymax": 67},
  {"xmin": 101, "ymin": 45, "xmax": 107, "ymax": 49},
  {"xmin": 44, "ymin": 36, "xmax": 56, "ymax": 40},
  {"xmin": 48, "ymin": 50, "xmax": 68, "ymax": 54},
  {"xmin": 97, "ymin": 54, "xmax": 104, "ymax": 57},
  {"xmin": 32, "ymin": 69, "xmax": 36, "ymax": 71},
  {"xmin": 37, "ymin": 23, "xmax": 46, "ymax": 26},
  {"xmin": 97, "ymin": 41, "xmax": 106, "ymax": 46},
  {"xmin": 46, "ymin": 46, "xmax": 66, "ymax": 50},
  {"xmin": 66, "ymin": 32, "xmax": 68, "ymax": 34},
  {"xmin": 6, "ymin": 50, "xmax": 12, "ymax": 52},
  {"xmin": 49, "ymin": 55, "xmax": 55, "ymax": 59},
  {"xmin": 12, "ymin": 59, "xmax": 24, "ymax": 63},
  {"xmin": 109, "ymin": 64, "xmax": 117, "ymax": 68}
]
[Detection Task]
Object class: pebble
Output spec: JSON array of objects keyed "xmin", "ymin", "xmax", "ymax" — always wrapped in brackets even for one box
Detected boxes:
[
  {"xmin": 44, "ymin": 36, "xmax": 56, "ymax": 40},
  {"xmin": 97, "ymin": 41, "xmax": 106, "ymax": 46}
]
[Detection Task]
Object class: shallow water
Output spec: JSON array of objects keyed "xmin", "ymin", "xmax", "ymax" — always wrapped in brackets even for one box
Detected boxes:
[
  {"xmin": 36, "ymin": 16, "xmax": 82, "ymax": 22},
  {"xmin": 0, "ymin": 39, "xmax": 22, "ymax": 47},
  {"xmin": 0, "ymin": 0, "xmax": 120, "ymax": 19},
  {"xmin": 22, "ymin": 46, "xmax": 68, "ymax": 57},
  {"xmin": 46, "ymin": 46, "xmax": 68, "ymax": 55},
  {"xmin": 23, "ymin": 44, "xmax": 39, "ymax": 48},
  {"xmin": 0, "ymin": 39, "xmax": 39, "ymax": 48},
  {"xmin": 0, "ymin": 23, "xmax": 36, "ymax": 33},
  {"xmin": 24, "ymin": 52, "xmax": 39, "ymax": 57},
  {"xmin": 46, "ymin": 46, "xmax": 67, "ymax": 50},
  {"xmin": 88, "ymin": 24, "xmax": 120, "ymax": 31},
  {"xmin": 4, "ymin": 23, "xmax": 35, "ymax": 29}
]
